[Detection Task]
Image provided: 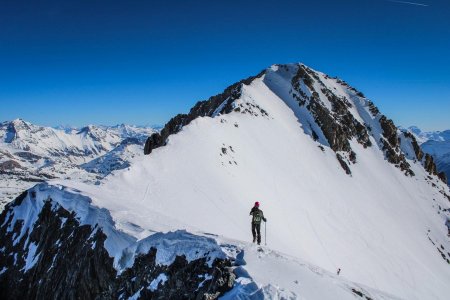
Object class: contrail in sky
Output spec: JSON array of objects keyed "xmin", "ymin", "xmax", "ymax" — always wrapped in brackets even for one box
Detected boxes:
[{"xmin": 386, "ymin": 0, "xmax": 429, "ymax": 6}]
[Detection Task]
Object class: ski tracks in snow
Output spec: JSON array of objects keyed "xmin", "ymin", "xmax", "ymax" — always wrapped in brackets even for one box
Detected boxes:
[{"xmin": 141, "ymin": 182, "xmax": 150, "ymax": 203}]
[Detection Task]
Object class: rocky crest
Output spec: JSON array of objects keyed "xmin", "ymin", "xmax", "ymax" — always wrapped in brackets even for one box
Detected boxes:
[{"xmin": 379, "ymin": 116, "xmax": 413, "ymax": 176}]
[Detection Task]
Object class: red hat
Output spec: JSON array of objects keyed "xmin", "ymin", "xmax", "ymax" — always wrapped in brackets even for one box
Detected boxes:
[{"xmin": 255, "ymin": 201, "xmax": 260, "ymax": 207}]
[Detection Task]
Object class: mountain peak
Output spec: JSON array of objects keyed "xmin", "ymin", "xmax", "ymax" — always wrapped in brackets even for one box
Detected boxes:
[
  {"xmin": 77, "ymin": 124, "xmax": 98, "ymax": 135},
  {"xmin": 2, "ymin": 119, "xmax": 33, "ymax": 143},
  {"xmin": 9, "ymin": 118, "xmax": 32, "ymax": 129},
  {"xmin": 142, "ymin": 61, "xmax": 448, "ymax": 183}
]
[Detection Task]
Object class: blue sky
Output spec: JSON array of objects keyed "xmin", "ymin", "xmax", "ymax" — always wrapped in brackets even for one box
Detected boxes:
[{"xmin": 1, "ymin": 0, "xmax": 449, "ymax": 131}]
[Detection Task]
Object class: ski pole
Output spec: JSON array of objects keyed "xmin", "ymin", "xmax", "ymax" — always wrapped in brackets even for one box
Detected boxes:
[{"xmin": 265, "ymin": 221, "xmax": 267, "ymax": 246}]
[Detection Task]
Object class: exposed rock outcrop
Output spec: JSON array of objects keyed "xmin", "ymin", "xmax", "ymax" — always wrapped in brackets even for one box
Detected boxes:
[
  {"xmin": 288, "ymin": 65, "xmax": 374, "ymax": 174},
  {"xmin": 336, "ymin": 153, "xmax": 352, "ymax": 175},
  {"xmin": 424, "ymin": 153, "xmax": 438, "ymax": 175},
  {"xmin": 379, "ymin": 116, "xmax": 413, "ymax": 176}
]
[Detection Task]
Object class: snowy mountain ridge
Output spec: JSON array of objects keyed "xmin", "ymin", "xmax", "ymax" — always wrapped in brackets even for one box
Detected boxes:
[
  {"xmin": 0, "ymin": 119, "xmax": 155, "ymax": 209},
  {"xmin": 1, "ymin": 63, "xmax": 450, "ymax": 299},
  {"xmin": 0, "ymin": 183, "xmax": 401, "ymax": 299}
]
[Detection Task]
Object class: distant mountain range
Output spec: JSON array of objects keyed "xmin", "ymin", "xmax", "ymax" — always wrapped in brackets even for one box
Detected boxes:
[
  {"xmin": 404, "ymin": 126, "xmax": 450, "ymax": 185},
  {"xmin": 0, "ymin": 119, "xmax": 155, "ymax": 209}
]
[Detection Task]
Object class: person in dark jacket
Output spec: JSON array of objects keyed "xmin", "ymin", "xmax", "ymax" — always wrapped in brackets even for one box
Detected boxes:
[{"xmin": 250, "ymin": 201, "xmax": 267, "ymax": 245}]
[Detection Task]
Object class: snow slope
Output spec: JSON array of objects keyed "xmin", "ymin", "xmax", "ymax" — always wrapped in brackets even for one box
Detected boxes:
[{"xmin": 4, "ymin": 63, "xmax": 450, "ymax": 299}]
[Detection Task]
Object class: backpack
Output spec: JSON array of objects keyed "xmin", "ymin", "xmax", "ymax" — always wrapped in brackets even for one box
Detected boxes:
[{"xmin": 252, "ymin": 210, "xmax": 262, "ymax": 223}]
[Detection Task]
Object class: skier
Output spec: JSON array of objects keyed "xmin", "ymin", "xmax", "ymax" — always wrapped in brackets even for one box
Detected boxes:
[
  {"xmin": 250, "ymin": 201, "xmax": 267, "ymax": 245},
  {"xmin": 337, "ymin": 268, "xmax": 341, "ymax": 275}
]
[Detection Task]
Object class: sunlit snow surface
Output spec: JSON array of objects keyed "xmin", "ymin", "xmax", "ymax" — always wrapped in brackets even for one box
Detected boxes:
[{"xmin": 9, "ymin": 65, "xmax": 450, "ymax": 299}]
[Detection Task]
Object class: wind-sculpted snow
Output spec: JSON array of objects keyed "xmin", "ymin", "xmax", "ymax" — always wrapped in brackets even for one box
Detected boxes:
[{"xmin": 118, "ymin": 230, "xmax": 226, "ymax": 270}]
